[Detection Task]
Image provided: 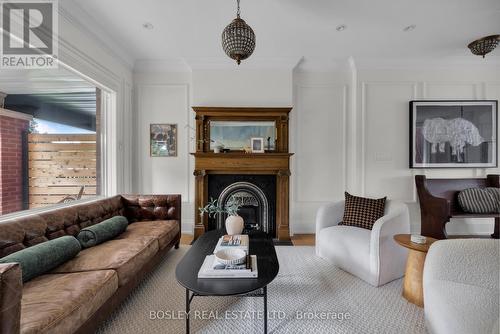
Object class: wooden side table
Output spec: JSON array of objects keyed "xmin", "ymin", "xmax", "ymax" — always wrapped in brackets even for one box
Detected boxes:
[{"xmin": 394, "ymin": 234, "xmax": 437, "ymax": 307}]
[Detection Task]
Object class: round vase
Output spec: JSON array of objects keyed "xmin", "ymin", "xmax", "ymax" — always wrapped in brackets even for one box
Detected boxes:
[{"xmin": 225, "ymin": 215, "xmax": 244, "ymax": 235}]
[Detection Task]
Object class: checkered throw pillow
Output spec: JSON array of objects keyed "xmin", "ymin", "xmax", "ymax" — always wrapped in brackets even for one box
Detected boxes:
[{"xmin": 339, "ymin": 192, "xmax": 387, "ymax": 230}]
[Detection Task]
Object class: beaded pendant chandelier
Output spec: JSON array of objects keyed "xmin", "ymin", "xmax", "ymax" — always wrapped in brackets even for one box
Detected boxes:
[
  {"xmin": 468, "ymin": 35, "xmax": 500, "ymax": 58},
  {"xmin": 221, "ymin": 0, "xmax": 256, "ymax": 65}
]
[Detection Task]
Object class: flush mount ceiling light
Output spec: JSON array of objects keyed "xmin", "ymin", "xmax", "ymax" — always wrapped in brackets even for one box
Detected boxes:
[
  {"xmin": 221, "ymin": 0, "xmax": 256, "ymax": 65},
  {"xmin": 336, "ymin": 24, "xmax": 347, "ymax": 32},
  {"xmin": 403, "ymin": 24, "xmax": 416, "ymax": 32},
  {"xmin": 468, "ymin": 35, "xmax": 500, "ymax": 58}
]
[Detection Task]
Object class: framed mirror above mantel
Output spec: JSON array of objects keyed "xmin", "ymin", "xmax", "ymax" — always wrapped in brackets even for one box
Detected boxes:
[
  {"xmin": 193, "ymin": 107, "xmax": 291, "ymax": 153},
  {"xmin": 191, "ymin": 107, "xmax": 293, "ymax": 242}
]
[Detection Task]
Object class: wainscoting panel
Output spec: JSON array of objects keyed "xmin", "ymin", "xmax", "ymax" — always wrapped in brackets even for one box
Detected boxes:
[
  {"xmin": 295, "ymin": 85, "xmax": 346, "ymax": 203},
  {"xmin": 137, "ymin": 85, "xmax": 189, "ymax": 199},
  {"xmin": 362, "ymin": 82, "xmax": 417, "ymax": 201}
]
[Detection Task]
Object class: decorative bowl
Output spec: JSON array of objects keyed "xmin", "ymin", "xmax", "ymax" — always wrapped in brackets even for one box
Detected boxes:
[{"xmin": 215, "ymin": 248, "xmax": 246, "ymax": 265}]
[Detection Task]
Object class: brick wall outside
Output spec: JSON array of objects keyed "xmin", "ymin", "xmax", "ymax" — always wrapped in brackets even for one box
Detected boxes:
[{"xmin": 0, "ymin": 115, "xmax": 29, "ymax": 215}]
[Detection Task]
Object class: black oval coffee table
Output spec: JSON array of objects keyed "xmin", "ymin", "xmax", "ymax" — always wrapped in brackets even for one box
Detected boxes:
[{"xmin": 176, "ymin": 229, "xmax": 279, "ymax": 334}]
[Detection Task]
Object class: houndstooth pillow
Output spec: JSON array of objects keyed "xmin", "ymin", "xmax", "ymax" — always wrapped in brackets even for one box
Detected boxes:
[
  {"xmin": 458, "ymin": 188, "xmax": 500, "ymax": 214},
  {"xmin": 339, "ymin": 192, "xmax": 387, "ymax": 230}
]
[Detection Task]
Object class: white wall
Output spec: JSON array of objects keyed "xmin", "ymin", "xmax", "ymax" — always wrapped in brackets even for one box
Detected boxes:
[
  {"xmin": 290, "ymin": 70, "xmax": 349, "ymax": 234},
  {"xmin": 354, "ymin": 67, "xmax": 500, "ymax": 234},
  {"xmin": 133, "ymin": 62, "xmax": 500, "ymax": 236},
  {"xmin": 133, "ymin": 71, "xmax": 195, "ymax": 234},
  {"xmin": 192, "ymin": 69, "xmax": 293, "ymax": 106}
]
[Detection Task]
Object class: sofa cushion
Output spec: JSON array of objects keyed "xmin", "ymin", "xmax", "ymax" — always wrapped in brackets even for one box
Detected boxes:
[
  {"xmin": 77, "ymin": 216, "xmax": 129, "ymax": 248},
  {"xmin": 458, "ymin": 187, "xmax": 500, "ymax": 214},
  {"xmin": 117, "ymin": 220, "xmax": 179, "ymax": 249},
  {"xmin": 21, "ymin": 270, "xmax": 117, "ymax": 334},
  {"xmin": 51, "ymin": 238, "xmax": 158, "ymax": 286},
  {"xmin": 0, "ymin": 236, "xmax": 81, "ymax": 282},
  {"xmin": 340, "ymin": 192, "xmax": 386, "ymax": 230}
]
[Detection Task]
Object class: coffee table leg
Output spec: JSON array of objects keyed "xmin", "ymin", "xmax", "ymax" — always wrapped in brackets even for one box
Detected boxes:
[
  {"xmin": 263, "ymin": 286, "xmax": 267, "ymax": 334},
  {"xmin": 185, "ymin": 288, "xmax": 190, "ymax": 334}
]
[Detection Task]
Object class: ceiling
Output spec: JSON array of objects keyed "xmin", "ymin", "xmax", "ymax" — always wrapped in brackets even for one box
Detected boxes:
[{"xmin": 72, "ymin": 0, "xmax": 500, "ymax": 69}]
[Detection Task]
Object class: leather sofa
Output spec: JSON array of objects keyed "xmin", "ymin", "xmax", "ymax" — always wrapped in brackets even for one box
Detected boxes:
[{"xmin": 0, "ymin": 194, "xmax": 181, "ymax": 334}]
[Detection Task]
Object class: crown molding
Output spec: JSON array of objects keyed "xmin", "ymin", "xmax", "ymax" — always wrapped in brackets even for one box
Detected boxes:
[
  {"xmin": 58, "ymin": 0, "xmax": 134, "ymax": 70},
  {"xmin": 134, "ymin": 59, "xmax": 192, "ymax": 73},
  {"xmin": 184, "ymin": 56, "xmax": 302, "ymax": 71},
  {"xmin": 354, "ymin": 56, "xmax": 500, "ymax": 70}
]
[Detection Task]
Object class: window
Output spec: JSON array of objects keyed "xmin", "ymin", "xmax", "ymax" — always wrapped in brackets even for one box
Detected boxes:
[{"xmin": 0, "ymin": 68, "xmax": 107, "ymax": 217}]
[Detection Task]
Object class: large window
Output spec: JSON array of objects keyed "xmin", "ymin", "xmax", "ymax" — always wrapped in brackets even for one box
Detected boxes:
[{"xmin": 0, "ymin": 68, "xmax": 106, "ymax": 217}]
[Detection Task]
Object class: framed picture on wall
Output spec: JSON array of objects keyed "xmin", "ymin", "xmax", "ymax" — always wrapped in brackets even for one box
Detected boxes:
[
  {"xmin": 409, "ymin": 100, "xmax": 498, "ymax": 168},
  {"xmin": 150, "ymin": 124, "xmax": 177, "ymax": 157}
]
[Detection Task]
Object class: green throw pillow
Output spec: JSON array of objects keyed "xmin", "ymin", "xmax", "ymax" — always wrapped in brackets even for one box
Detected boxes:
[
  {"xmin": 77, "ymin": 215, "xmax": 129, "ymax": 248},
  {"xmin": 0, "ymin": 236, "xmax": 81, "ymax": 282}
]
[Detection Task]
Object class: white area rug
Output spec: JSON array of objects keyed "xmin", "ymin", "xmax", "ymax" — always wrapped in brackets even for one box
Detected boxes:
[{"xmin": 97, "ymin": 246, "xmax": 426, "ymax": 334}]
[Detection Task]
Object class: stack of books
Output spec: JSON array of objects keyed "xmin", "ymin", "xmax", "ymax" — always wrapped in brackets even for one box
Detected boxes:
[
  {"xmin": 197, "ymin": 234, "xmax": 258, "ymax": 279},
  {"xmin": 213, "ymin": 234, "xmax": 249, "ymax": 254}
]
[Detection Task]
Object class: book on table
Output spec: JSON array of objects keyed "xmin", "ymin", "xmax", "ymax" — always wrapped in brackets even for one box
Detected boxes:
[
  {"xmin": 198, "ymin": 254, "xmax": 258, "ymax": 278},
  {"xmin": 213, "ymin": 234, "xmax": 249, "ymax": 254}
]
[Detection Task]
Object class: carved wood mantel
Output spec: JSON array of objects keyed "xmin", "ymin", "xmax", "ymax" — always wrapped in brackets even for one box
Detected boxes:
[{"xmin": 192, "ymin": 107, "xmax": 293, "ymax": 241}]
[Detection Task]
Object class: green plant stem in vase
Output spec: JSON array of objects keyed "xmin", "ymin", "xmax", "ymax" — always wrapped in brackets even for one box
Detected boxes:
[{"xmin": 199, "ymin": 197, "xmax": 244, "ymax": 235}]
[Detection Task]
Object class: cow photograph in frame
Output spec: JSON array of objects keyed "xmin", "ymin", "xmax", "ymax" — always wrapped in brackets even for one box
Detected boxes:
[
  {"xmin": 410, "ymin": 100, "xmax": 498, "ymax": 168},
  {"xmin": 150, "ymin": 124, "xmax": 177, "ymax": 157}
]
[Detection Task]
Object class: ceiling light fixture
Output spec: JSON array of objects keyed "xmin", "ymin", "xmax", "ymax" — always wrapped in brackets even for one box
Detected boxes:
[
  {"xmin": 221, "ymin": 0, "xmax": 256, "ymax": 65},
  {"xmin": 468, "ymin": 35, "xmax": 500, "ymax": 58},
  {"xmin": 403, "ymin": 25, "xmax": 416, "ymax": 32},
  {"xmin": 336, "ymin": 25, "xmax": 346, "ymax": 32},
  {"xmin": 142, "ymin": 23, "xmax": 154, "ymax": 30}
]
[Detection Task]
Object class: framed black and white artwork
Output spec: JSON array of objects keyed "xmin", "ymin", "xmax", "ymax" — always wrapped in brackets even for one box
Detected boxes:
[{"xmin": 410, "ymin": 100, "xmax": 498, "ymax": 168}]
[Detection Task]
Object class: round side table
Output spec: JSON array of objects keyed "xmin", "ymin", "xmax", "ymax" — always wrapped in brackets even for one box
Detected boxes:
[{"xmin": 394, "ymin": 234, "xmax": 437, "ymax": 307}]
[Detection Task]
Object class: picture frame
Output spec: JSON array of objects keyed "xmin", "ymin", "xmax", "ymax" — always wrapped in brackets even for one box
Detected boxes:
[
  {"xmin": 150, "ymin": 124, "xmax": 177, "ymax": 157},
  {"xmin": 409, "ymin": 100, "xmax": 498, "ymax": 168},
  {"xmin": 251, "ymin": 137, "xmax": 265, "ymax": 153}
]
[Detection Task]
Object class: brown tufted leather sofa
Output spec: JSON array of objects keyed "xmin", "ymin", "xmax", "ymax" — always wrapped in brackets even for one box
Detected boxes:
[{"xmin": 0, "ymin": 194, "xmax": 181, "ymax": 334}]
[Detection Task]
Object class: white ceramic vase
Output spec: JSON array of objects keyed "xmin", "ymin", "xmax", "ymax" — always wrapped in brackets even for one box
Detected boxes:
[{"xmin": 225, "ymin": 215, "xmax": 244, "ymax": 235}]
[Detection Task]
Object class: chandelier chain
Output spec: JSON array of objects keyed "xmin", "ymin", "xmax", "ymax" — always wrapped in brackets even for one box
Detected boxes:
[{"xmin": 236, "ymin": 0, "xmax": 241, "ymax": 18}]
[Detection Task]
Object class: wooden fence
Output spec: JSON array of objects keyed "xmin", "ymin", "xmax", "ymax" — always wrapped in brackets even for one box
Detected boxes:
[{"xmin": 28, "ymin": 133, "xmax": 98, "ymax": 208}]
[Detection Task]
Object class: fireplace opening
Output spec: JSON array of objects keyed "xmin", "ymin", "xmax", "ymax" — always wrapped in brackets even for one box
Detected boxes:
[{"xmin": 208, "ymin": 175, "xmax": 276, "ymax": 237}]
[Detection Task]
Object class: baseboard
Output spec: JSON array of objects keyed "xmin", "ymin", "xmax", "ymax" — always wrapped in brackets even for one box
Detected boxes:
[
  {"xmin": 181, "ymin": 221, "xmax": 194, "ymax": 235},
  {"xmin": 290, "ymin": 221, "xmax": 315, "ymax": 235}
]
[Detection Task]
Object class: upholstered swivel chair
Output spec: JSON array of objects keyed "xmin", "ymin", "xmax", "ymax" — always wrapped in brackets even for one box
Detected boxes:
[{"xmin": 315, "ymin": 200, "xmax": 410, "ymax": 287}]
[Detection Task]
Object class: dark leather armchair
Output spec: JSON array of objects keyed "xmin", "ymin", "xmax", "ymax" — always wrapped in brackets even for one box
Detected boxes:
[{"xmin": 415, "ymin": 174, "xmax": 499, "ymax": 239}]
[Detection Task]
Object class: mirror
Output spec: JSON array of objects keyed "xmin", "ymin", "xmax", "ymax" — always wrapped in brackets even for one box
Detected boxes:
[{"xmin": 210, "ymin": 121, "xmax": 276, "ymax": 151}]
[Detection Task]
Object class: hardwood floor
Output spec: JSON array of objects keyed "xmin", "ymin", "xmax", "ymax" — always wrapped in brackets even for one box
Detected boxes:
[{"xmin": 180, "ymin": 234, "xmax": 315, "ymax": 246}]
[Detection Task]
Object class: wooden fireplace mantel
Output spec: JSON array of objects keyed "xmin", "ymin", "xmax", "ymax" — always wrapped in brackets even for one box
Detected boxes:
[{"xmin": 192, "ymin": 107, "xmax": 293, "ymax": 241}]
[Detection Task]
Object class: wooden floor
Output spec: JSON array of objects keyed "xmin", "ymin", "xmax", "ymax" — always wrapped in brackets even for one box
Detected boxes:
[{"xmin": 180, "ymin": 234, "xmax": 315, "ymax": 246}]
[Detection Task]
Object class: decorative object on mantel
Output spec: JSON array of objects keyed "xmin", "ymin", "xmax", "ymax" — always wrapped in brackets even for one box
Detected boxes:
[
  {"xmin": 409, "ymin": 100, "xmax": 498, "ymax": 168},
  {"xmin": 150, "ymin": 124, "xmax": 177, "ymax": 157},
  {"xmin": 251, "ymin": 137, "xmax": 265, "ymax": 153},
  {"xmin": 221, "ymin": 0, "xmax": 256, "ymax": 65},
  {"xmin": 199, "ymin": 197, "xmax": 244, "ymax": 235},
  {"xmin": 468, "ymin": 35, "xmax": 500, "ymax": 58}
]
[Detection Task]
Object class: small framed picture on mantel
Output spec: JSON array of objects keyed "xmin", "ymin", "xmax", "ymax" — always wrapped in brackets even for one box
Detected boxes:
[
  {"xmin": 251, "ymin": 137, "xmax": 265, "ymax": 153},
  {"xmin": 409, "ymin": 100, "xmax": 498, "ymax": 168}
]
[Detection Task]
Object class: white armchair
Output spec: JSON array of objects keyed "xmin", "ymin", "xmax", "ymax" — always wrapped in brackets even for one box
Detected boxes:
[{"xmin": 315, "ymin": 200, "xmax": 410, "ymax": 287}]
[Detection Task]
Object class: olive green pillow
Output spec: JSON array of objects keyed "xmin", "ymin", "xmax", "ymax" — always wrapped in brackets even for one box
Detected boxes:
[
  {"xmin": 77, "ymin": 215, "xmax": 129, "ymax": 248},
  {"xmin": 0, "ymin": 236, "xmax": 81, "ymax": 282}
]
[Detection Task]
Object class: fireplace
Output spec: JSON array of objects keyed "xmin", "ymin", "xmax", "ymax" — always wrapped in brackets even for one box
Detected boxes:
[
  {"xmin": 208, "ymin": 175, "xmax": 276, "ymax": 237},
  {"xmin": 192, "ymin": 107, "xmax": 293, "ymax": 241}
]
